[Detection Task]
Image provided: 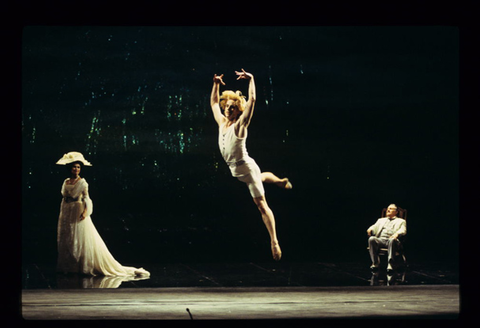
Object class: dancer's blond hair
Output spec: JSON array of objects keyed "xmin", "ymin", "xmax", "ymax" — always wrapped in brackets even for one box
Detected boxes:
[{"xmin": 219, "ymin": 90, "xmax": 246, "ymax": 112}]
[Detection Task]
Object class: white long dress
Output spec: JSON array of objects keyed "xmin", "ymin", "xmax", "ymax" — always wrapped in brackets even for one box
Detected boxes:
[{"xmin": 56, "ymin": 178, "xmax": 150, "ymax": 277}]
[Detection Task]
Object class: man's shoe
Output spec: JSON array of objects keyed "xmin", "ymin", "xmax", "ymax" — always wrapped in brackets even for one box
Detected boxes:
[{"xmin": 370, "ymin": 265, "xmax": 379, "ymax": 272}]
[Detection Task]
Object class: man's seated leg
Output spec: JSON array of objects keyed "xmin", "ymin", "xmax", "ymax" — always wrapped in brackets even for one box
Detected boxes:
[
  {"xmin": 368, "ymin": 236, "xmax": 383, "ymax": 270},
  {"xmin": 386, "ymin": 238, "xmax": 401, "ymax": 272}
]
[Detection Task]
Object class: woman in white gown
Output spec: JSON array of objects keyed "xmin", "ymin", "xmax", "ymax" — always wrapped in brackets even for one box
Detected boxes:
[{"xmin": 56, "ymin": 152, "xmax": 150, "ymax": 277}]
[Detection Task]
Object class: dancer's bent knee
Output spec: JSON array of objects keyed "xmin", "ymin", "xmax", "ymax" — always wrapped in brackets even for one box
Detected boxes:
[{"xmin": 253, "ymin": 196, "xmax": 269, "ymax": 212}]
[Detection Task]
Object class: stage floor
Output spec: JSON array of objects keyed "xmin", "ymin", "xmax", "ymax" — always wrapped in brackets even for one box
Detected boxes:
[
  {"xmin": 23, "ymin": 285, "xmax": 459, "ymax": 320},
  {"xmin": 21, "ymin": 260, "xmax": 461, "ymax": 320}
]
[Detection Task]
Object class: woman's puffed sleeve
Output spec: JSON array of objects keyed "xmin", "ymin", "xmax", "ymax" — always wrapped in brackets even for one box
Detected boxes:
[
  {"xmin": 83, "ymin": 181, "xmax": 93, "ymax": 217},
  {"xmin": 61, "ymin": 179, "xmax": 67, "ymax": 197}
]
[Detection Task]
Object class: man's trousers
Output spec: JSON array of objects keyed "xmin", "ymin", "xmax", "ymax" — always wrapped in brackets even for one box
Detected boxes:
[{"xmin": 368, "ymin": 236, "xmax": 402, "ymax": 267}]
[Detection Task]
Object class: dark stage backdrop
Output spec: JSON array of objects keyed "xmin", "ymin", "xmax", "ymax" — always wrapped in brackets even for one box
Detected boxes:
[{"xmin": 22, "ymin": 26, "xmax": 459, "ymax": 266}]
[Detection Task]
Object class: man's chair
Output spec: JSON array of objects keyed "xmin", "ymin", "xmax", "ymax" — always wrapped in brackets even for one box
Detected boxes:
[{"xmin": 369, "ymin": 207, "xmax": 408, "ymax": 266}]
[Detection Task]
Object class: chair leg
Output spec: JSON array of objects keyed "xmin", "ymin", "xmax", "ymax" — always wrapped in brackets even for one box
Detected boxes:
[{"xmin": 400, "ymin": 270, "xmax": 406, "ymax": 283}]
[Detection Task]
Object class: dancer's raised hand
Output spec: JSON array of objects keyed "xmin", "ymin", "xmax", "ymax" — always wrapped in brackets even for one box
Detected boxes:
[
  {"xmin": 235, "ymin": 68, "xmax": 253, "ymax": 80},
  {"xmin": 213, "ymin": 73, "xmax": 226, "ymax": 85}
]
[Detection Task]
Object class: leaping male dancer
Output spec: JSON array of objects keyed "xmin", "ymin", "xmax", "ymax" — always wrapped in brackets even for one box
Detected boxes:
[{"xmin": 210, "ymin": 69, "xmax": 292, "ymax": 261}]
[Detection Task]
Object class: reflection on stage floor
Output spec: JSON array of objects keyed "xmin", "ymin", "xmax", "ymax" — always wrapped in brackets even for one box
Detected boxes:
[{"xmin": 22, "ymin": 260, "xmax": 458, "ymax": 290}]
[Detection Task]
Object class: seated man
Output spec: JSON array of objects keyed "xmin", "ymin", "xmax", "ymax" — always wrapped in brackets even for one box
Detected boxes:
[{"xmin": 367, "ymin": 204, "xmax": 407, "ymax": 272}]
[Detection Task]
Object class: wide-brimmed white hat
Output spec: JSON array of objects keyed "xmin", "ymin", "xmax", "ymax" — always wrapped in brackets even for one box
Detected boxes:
[{"xmin": 56, "ymin": 151, "xmax": 92, "ymax": 166}]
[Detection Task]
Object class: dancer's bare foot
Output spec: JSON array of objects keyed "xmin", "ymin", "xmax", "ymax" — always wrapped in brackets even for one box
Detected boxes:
[
  {"xmin": 284, "ymin": 178, "xmax": 293, "ymax": 190},
  {"xmin": 271, "ymin": 243, "xmax": 282, "ymax": 261},
  {"xmin": 275, "ymin": 178, "xmax": 292, "ymax": 190}
]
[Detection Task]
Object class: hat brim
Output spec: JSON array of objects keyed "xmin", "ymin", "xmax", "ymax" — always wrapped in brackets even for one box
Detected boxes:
[
  {"xmin": 56, "ymin": 159, "xmax": 92, "ymax": 166},
  {"xmin": 56, "ymin": 152, "xmax": 93, "ymax": 166}
]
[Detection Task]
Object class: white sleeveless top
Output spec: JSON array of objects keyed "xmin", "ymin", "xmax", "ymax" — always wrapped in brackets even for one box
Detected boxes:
[{"xmin": 218, "ymin": 122, "xmax": 254, "ymax": 177}]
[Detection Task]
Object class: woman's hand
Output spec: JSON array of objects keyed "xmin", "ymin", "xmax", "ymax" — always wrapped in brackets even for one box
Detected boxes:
[
  {"xmin": 235, "ymin": 68, "xmax": 253, "ymax": 80},
  {"xmin": 213, "ymin": 73, "xmax": 225, "ymax": 85},
  {"xmin": 80, "ymin": 212, "xmax": 87, "ymax": 221}
]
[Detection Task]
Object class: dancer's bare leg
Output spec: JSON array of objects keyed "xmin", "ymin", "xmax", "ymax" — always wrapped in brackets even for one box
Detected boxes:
[
  {"xmin": 261, "ymin": 172, "xmax": 292, "ymax": 189},
  {"xmin": 253, "ymin": 195, "xmax": 282, "ymax": 261}
]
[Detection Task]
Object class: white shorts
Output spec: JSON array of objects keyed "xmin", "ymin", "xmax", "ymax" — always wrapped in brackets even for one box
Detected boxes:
[{"xmin": 235, "ymin": 161, "xmax": 265, "ymax": 198}]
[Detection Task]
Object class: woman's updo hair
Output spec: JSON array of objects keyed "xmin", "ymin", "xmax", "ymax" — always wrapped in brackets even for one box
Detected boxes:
[
  {"xmin": 65, "ymin": 161, "xmax": 84, "ymax": 173},
  {"xmin": 219, "ymin": 90, "xmax": 246, "ymax": 112}
]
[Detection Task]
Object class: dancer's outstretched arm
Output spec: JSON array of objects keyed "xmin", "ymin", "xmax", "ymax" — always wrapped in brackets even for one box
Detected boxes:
[
  {"xmin": 210, "ymin": 74, "xmax": 226, "ymax": 126},
  {"xmin": 235, "ymin": 69, "xmax": 256, "ymax": 128}
]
